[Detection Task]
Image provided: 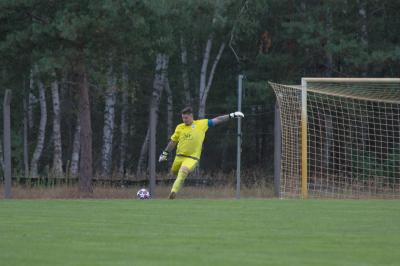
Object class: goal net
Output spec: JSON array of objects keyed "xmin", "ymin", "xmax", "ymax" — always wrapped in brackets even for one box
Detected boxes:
[{"xmin": 270, "ymin": 78, "xmax": 400, "ymax": 199}]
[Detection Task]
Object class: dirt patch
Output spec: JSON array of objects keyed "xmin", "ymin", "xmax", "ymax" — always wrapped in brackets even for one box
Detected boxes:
[{"xmin": 0, "ymin": 184, "xmax": 274, "ymax": 199}]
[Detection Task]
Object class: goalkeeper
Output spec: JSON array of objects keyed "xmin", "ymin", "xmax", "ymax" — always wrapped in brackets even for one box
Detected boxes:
[{"xmin": 159, "ymin": 106, "xmax": 244, "ymax": 199}]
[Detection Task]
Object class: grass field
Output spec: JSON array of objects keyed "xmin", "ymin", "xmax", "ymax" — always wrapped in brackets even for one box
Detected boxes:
[{"xmin": 1, "ymin": 199, "xmax": 399, "ymax": 266}]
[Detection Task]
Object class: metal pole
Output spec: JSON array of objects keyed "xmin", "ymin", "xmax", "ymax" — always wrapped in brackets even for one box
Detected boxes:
[
  {"xmin": 3, "ymin": 90, "xmax": 12, "ymax": 199},
  {"xmin": 236, "ymin": 75, "xmax": 243, "ymax": 199},
  {"xmin": 274, "ymin": 102, "xmax": 281, "ymax": 198},
  {"xmin": 300, "ymin": 78, "xmax": 308, "ymax": 199}
]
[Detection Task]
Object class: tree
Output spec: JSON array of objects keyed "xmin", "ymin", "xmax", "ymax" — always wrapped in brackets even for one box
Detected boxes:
[
  {"xmin": 179, "ymin": 37, "xmax": 192, "ymax": 106},
  {"xmin": 51, "ymin": 76, "xmax": 63, "ymax": 177},
  {"xmin": 76, "ymin": 57, "xmax": 93, "ymax": 193},
  {"xmin": 118, "ymin": 63, "xmax": 129, "ymax": 177},
  {"xmin": 101, "ymin": 63, "xmax": 117, "ymax": 177},
  {"xmin": 2, "ymin": 0, "xmax": 400, "ymax": 189},
  {"xmin": 148, "ymin": 53, "xmax": 169, "ymax": 194},
  {"xmin": 30, "ymin": 74, "xmax": 47, "ymax": 178},
  {"xmin": 70, "ymin": 116, "xmax": 80, "ymax": 178}
]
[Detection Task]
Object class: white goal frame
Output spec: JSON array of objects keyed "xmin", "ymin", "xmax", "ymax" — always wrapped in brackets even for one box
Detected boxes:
[{"xmin": 272, "ymin": 77, "xmax": 400, "ymax": 199}]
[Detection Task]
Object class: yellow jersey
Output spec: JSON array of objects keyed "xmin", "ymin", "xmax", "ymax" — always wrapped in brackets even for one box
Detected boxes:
[{"xmin": 170, "ymin": 119, "xmax": 210, "ymax": 159}]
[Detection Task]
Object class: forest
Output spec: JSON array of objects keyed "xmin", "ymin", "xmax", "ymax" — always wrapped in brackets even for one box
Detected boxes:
[{"xmin": 1, "ymin": 0, "xmax": 400, "ymax": 192}]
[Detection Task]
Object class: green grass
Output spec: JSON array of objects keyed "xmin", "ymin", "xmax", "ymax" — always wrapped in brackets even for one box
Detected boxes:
[{"xmin": 1, "ymin": 199, "xmax": 400, "ymax": 266}]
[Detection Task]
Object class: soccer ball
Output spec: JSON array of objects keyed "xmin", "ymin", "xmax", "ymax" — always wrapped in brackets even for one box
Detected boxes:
[{"xmin": 136, "ymin": 188, "xmax": 150, "ymax": 200}]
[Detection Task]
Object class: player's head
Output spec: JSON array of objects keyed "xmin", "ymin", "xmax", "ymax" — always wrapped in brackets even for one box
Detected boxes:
[{"xmin": 181, "ymin": 106, "xmax": 194, "ymax": 125}]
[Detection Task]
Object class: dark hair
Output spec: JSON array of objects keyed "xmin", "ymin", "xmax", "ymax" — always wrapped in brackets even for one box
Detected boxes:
[{"xmin": 181, "ymin": 106, "xmax": 193, "ymax": 115}]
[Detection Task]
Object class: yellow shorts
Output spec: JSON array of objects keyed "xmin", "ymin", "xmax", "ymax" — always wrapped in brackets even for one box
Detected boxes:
[{"xmin": 171, "ymin": 156, "xmax": 198, "ymax": 176}]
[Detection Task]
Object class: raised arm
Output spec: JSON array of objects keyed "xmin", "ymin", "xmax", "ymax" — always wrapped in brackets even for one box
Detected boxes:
[
  {"xmin": 158, "ymin": 140, "xmax": 177, "ymax": 162},
  {"xmin": 210, "ymin": 111, "xmax": 244, "ymax": 126}
]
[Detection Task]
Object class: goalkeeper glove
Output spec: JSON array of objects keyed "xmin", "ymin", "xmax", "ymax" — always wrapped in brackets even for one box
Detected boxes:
[
  {"xmin": 158, "ymin": 151, "xmax": 169, "ymax": 162},
  {"xmin": 229, "ymin": 111, "xmax": 244, "ymax": 119}
]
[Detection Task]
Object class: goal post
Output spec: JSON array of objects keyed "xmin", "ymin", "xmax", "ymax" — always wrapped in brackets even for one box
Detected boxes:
[
  {"xmin": 301, "ymin": 78, "xmax": 308, "ymax": 199},
  {"xmin": 271, "ymin": 78, "xmax": 400, "ymax": 199}
]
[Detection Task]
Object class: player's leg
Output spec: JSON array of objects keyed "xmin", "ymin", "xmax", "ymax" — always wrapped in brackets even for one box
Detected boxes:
[
  {"xmin": 170, "ymin": 156, "xmax": 182, "ymax": 177},
  {"xmin": 168, "ymin": 157, "xmax": 183, "ymax": 199},
  {"xmin": 169, "ymin": 158, "xmax": 198, "ymax": 199},
  {"xmin": 169, "ymin": 166, "xmax": 189, "ymax": 199}
]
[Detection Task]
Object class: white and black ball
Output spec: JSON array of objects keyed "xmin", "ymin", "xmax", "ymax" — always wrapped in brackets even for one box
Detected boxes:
[{"xmin": 136, "ymin": 188, "xmax": 151, "ymax": 200}]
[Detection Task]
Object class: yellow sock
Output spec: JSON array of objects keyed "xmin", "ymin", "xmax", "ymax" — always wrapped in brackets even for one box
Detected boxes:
[{"xmin": 171, "ymin": 169, "xmax": 189, "ymax": 193}]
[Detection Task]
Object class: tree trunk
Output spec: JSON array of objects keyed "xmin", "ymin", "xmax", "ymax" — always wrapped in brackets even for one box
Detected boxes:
[
  {"xmin": 198, "ymin": 37, "xmax": 226, "ymax": 118},
  {"xmin": 165, "ymin": 78, "xmax": 173, "ymax": 139},
  {"xmin": 77, "ymin": 57, "xmax": 93, "ymax": 194},
  {"xmin": 324, "ymin": 5, "xmax": 334, "ymax": 77},
  {"xmin": 51, "ymin": 77, "xmax": 63, "ymax": 177},
  {"xmin": 198, "ymin": 36, "xmax": 213, "ymax": 118},
  {"xmin": 180, "ymin": 36, "xmax": 192, "ymax": 106},
  {"xmin": 119, "ymin": 63, "xmax": 129, "ymax": 176},
  {"xmin": 137, "ymin": 54, "xmax": 169, "ymax": 178},
  {"xmin": 23, "ymin": 95, "xmax": 29, "ymax": 177},
  {"xmin": 28, "ymin": 68, "xmax": 37, "ymax": 130},
  {"xmin": 101, "ymin": 66, "xmax": 117, "ymax": 177},
  {"xmin": 359, "ymin": 0, "xmax": 368, "ymax": 76},
  {"xmin": 3, "ymin": 90, "xmax": 12, "ymax": 198},
  {"xmin": 0, "ymin": 138, "xmax": 3, "ymax": 173},
  {"xmin": 201, "ymin": 42, "xmax": 226, "ymax": 116},
  {"xmin": 192, "ymin": 42, "xmax": 200, "ymax": 100},
  {"xmin": 70, "ymin": 116, "xmax": 80, "ymax": 178},
  {"xmin": 149, "ymin": 53, "xmax": 169, "ymax": 196},
  {"xmin": 165, "ymin": 76, "xmax": 173, "ymax": 166},
  {"xmin": 30, "ymin": 79, "xmax": 47, "ymax": 178},
  {"xmin": 136, "ymin": 128, "xmax": 149, "ymax": 177}
]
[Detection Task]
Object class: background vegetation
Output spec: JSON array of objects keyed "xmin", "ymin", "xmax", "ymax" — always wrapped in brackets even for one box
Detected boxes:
[{"xmin": 1, "ymin": 0, "xmax": 400, "ymax": 192}]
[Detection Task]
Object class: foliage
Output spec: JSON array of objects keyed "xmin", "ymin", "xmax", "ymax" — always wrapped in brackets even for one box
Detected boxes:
[{"xmin": 1, "ymin": 0, "xmax": 400, "ymax": 178}]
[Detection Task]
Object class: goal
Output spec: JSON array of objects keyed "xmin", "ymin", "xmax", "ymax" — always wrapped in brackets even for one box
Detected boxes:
[{"xmin": 270, "ymin": 78, "xmax": 400, "ymax": 199}]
